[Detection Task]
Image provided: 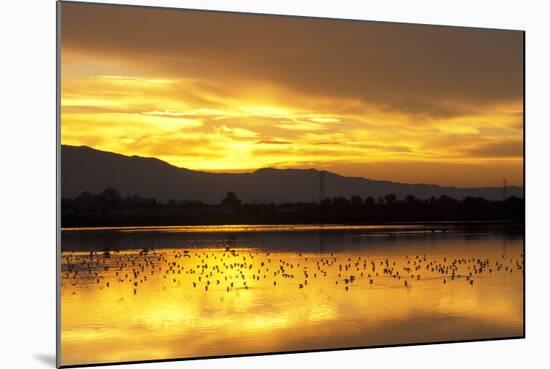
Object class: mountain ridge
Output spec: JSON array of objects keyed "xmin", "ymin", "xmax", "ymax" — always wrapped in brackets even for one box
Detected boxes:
[{"xmin": 61, "ymin": 145, "xmax": 523, "ymax": 203}]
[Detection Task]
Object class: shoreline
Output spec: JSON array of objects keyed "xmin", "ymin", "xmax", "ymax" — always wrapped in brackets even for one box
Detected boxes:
[{"xmin": 61, "ymin": 219, "xmax": 525, "ymax": 232}]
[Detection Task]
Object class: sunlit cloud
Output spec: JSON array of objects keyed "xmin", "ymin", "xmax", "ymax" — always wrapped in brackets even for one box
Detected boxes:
[
  {"xmin": 275, "ymin": 121, "xmax": 326, "ymax": 131},
  {"xmin": 141, "ymin": 110, "xmax": 198, "ymax": 117},
  {"xmin": 61, "ymin": 71, "xmax": 523, "ymax": 185},
  {"xmin": 256, "ymin": 140, "xmax": 292, "ymax": 145},
  {"xmin": 308, "ymin": 116, "xmax": 340, "ymax": 124},
  {"xmin": 60, "ymin": 3, "xmax": 523, "ymax": 186}
]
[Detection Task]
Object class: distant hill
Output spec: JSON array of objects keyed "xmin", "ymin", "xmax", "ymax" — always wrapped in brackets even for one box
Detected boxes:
[{"xmin": 61, "ymin": 145, "xmax": 523, "ymax": 203}]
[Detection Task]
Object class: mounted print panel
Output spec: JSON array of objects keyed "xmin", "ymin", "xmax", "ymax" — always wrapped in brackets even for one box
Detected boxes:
[{"xmin": 57, "ymin": 1, "xmax": 524, "ymax": 367}]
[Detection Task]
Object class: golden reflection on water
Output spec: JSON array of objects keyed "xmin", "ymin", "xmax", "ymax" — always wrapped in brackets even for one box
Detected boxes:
[
  {"xmin": 61, "ymin": 228, "xmax": 523, "ymax": 366},
  {"xmin": 62, "ymin": 224, "xmax": 425, "ymax": 232}
]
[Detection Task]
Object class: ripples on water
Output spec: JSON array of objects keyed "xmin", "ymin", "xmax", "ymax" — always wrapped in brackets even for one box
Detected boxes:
[{"xmin": 60, "ymin": 224, "xmax": 524, "ymax": 366}]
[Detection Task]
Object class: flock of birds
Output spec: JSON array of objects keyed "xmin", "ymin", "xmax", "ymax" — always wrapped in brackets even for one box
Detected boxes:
[{"xmin": 61, "ymin": 246, "xmax": 524, "ymax": 297}]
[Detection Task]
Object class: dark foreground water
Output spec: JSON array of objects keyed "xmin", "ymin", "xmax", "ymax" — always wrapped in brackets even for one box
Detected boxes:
[{"xmin": 60, "ymin": 223, "xmax": 524, "ymax": 366}]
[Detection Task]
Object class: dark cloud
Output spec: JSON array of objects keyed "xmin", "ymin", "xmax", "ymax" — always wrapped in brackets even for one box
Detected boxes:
[
  {"xmin": 60, "ymin": 2, "xmax": 523, "ymax": 118},
  {"xmin": 466, "ymin": 139, "xmax": 523, "ymax": 158}
]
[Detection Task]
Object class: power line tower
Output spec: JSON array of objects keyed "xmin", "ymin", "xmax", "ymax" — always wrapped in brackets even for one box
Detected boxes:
[
  {"xmin": 503, "ymin": 178, "xmax": 507, "ymax": 201},
  {"xmin": 319, "ymin": 170, "xmax": 325, "ymax": 203}
]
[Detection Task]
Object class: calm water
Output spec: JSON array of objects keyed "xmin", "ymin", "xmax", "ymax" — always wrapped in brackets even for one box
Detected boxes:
[{"xmin": 60, "ymin": 223, "xmax": 524, "ymax": 366}]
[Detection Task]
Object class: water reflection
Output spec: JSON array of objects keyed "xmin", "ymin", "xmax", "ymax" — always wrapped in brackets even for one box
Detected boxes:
[{"xmin": 60, "ymin": 224, "xmax": 523, "ymax": 366}]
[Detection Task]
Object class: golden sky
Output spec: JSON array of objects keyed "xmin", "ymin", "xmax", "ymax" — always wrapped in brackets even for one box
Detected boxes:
[{"xmin": 60, "ymin": 2, "xmax": 524, "ymax": 187}]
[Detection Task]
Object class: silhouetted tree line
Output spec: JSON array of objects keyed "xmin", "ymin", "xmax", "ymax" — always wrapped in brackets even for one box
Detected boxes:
[{"xmin": 61, "ymin": 188, "xmax": 524, "ymax": 227}]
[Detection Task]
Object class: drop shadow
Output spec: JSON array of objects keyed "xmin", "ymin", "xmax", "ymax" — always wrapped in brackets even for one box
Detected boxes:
[{"xmin": 33, "ymin": 353, "xmax": 56, "ymax": 367}]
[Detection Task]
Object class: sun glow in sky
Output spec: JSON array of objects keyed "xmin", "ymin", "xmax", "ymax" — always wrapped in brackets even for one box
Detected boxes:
[{"xmin": 60, "ymin": 3, "xmax": 524, "ymax": 187}]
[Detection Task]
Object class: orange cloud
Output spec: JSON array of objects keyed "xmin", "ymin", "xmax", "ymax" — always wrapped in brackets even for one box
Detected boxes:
[{"xmin": 60, "ymin": 2, "xmax": 524, "ymax": 187}]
